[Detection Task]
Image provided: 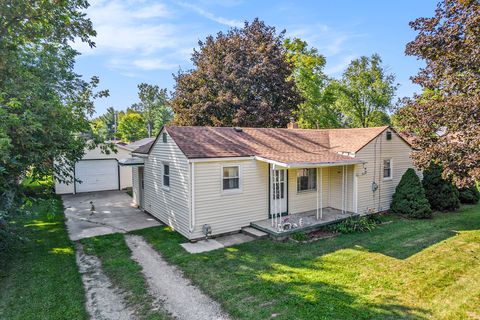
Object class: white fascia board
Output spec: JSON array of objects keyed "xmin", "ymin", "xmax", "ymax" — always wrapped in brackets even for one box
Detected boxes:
[
  {"xmin": 254, "ymin": 156, "xmax": 365, "ymax": 168},
  {"xmin": 131, "ymin": 153, "xmax": 149, "ymax": 158}
]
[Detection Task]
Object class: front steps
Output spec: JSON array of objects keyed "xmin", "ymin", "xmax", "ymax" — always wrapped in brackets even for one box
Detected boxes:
[{"xmin": 241, "ymin": 226, "xmax": 268, "ymax": 239}]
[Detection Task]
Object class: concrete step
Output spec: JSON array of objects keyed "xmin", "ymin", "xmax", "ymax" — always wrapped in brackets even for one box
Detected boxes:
[{"xmin": 242, "ymin": 226, "xmax": 268, "ymax": 239}]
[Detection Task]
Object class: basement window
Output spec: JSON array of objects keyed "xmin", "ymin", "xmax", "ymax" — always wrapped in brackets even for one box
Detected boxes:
[
  {"xmin": 297, "ymin": 168, "xmax": 317, "ymax": 192},
  {"xmin": 222, "ymin": 166, "xmax": 240, "ymax": 191},
  {"xmin": 163, "ymin": 164, "xmax": 170, "ymax": 188}
]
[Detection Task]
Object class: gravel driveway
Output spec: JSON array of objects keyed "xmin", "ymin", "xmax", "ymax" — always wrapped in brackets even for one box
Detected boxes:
[{"xmin": 125, "ymin": 235, "xmax": 232, "ymax": 320}]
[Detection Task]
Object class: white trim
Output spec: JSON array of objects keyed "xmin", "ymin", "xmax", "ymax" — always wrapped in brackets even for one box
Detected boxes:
[
  {"xmin": 254, "ymin": 156, "xmax": 365, "ymax": 168},
  {"xmin": 131, "ymin": 153, "xmax": 149, "ymax": 158},
  {"xmin": 353, "ymin": 169, "xmax": 358, "ymax": 214},
  {"xmin": 189, "ymin": 162, "xmax": 195, "ymax": 233},
  {"xmin": 220, "ymin": 164, "xmax": 242, "ymax": 194},
  {"xmin": 189, "ymin": 156, "xmax": 254, "ymax": 163},
  {"xmin": 382, "ymin": 158, "xmax": 393, "ymax": 180}
]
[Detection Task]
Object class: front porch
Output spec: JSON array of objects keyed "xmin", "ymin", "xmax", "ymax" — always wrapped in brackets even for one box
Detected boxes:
[{"xmin": 251, "ymin": 207, "xmax": 359, "ymax": 236}]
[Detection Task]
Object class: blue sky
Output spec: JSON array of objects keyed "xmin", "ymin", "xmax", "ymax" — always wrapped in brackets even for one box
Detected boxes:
[{"xmin": 73, "ymin": 0, "xmax": 439, "ymax": 116}]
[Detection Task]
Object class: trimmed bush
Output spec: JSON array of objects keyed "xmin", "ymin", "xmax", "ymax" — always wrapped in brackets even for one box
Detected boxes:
[
  {"xmin": 422, "ymin": 163, "xmax": 460, "ymax": 211},
  {"xmin": 391, "ymin": 168, "xmax": 432, "ymax": 218},
  {"xmin": 458, "ymin": 185, "xmax": 480, "ymax": 204}
]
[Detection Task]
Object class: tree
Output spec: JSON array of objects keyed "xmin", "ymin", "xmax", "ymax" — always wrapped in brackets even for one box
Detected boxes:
[
  {"xmin": 172, "ymin": 19, "xmax": 302, "ymax": 128},
  {"xmin": 399, "ymin": 0, "xmax": 480, "ymax": 187},
  {"xmin": 284, "ymin": 38, "xmax": 342, "ymax": 128},
  {"xmin": 336, "ymin": 54, "xmax": 397, "ymax": 127},
  {"xmin": 98, "ymin": 107, "xmax": 118, "ymax": 140},
  {"xmin": 132, "ymin": 83, "xmax": 172, "ymax": 137},
  {"xmin": 422, "ymin": 163, "xmax": 460, "ymax": 211},
  {"xmin": 117, "ymin": 110, "xmax": 147, "ymax": 142},
  {"xmin": 0, "ymin": 1, "xmax": 108, "ymax": 238},
  {"xmin": 391, "ymin": 168, "xmax": 432, "ymax": 218},
  {"xmin": 458, "ymin": 185, "xmax": 480, "ymax": 205}
]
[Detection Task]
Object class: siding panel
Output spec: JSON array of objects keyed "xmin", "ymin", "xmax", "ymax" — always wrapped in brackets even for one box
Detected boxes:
[
  {"xmin": 143, "ymin": 131, "xmax": 190, "ymax": 238},
  {"xmin": 192, "ymin": 160, "xmax": 268, "ymax": 239},
  {"xmin": 355, "ymin": 130, "xmax": 419, "ymax": 214}
]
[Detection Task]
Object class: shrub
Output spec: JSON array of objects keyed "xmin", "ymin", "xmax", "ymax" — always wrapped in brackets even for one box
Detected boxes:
[
  {"xmin": 391, "ymin": 168, "xmax": 432, "ymax": 218},
  {"xmin": 458, "ymin": 185, "xmax": 480, "ymax": 204},
  {"xmin": 291, "ymin": 232, "xmax": 308, "ymax": 242},
  {"xmin": 328, "ymin": 216, "xmax": 378, "ymax": 234},
  {"xmin": 422, "ymin": 163, "xmax": 460, "ymax": 211}
]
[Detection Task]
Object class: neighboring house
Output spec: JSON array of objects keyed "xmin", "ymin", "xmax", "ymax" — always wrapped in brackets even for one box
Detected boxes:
[
  {"xmin": 55, "ymin": 139, "xmax": 153, "ymax": 194},
  {"xmin": 130, "ymin": 124, "xmax": 416, "ymax": 240}
]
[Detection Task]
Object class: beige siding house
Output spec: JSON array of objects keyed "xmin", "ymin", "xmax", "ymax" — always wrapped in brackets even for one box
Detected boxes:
[{"xmin": 130, "ymin": 125, "xmax": 416, "ymax": 240}]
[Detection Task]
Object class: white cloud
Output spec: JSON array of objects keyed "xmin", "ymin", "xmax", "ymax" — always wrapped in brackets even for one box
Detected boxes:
[
  {"xmin": 177, "ymin": 2, "xmax": 243, "ymax": 27},
  {"xmin": 73, "ymin": 0, "xmax": 193, "ymax": 72},
  {"xmin": 132, "ymin": 58, "xmax": 178, "ymax": 70},
  {"xmin": 325, "ymin": 54, "xmax": 358, "ymax": 75}
]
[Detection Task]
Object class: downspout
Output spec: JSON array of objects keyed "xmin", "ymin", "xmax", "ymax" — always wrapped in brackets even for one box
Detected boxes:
[{"xmin": 189, "ymin": 162, "xmax": 196, "ymax": 233}]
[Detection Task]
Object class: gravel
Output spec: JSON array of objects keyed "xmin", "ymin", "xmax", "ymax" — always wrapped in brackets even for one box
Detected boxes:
[
  {"xmin": 76, "ymin": 244, "xmax": 137, "ymax": 320},
  {"xmin": 125, "ymin": 235, "xmax": 231, "ymax": 320}
]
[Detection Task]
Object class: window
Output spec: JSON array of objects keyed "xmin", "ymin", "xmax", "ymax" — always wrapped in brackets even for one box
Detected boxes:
[
  {"xmin": 222, "ymin": 166, "xmax": 240, "ymax": 191},
  {"xmin": 386, "ymin": 131, "xmax": 392, "ymax": 140},
  {"xmin": 163, "ymin": 164, "xmax": 170, "ymax": 187},
  {"xmin": 162, "ymin": 132, "xmax": 167, "ymax": 143},
  {"xmin": 297, "ymin": 168, "xmax": 317, "ymax": 192},
  {"xmin": 383, "ymin": 159, "xmax": 392, "ymax": 179}
]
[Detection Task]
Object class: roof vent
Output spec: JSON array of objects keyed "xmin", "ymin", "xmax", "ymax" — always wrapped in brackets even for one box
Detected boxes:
[{"xmin": 234, "ymin": 127, "xmax": 243, "ymax": 132}]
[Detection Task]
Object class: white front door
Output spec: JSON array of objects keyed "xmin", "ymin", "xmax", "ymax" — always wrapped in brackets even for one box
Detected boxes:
[{"xmin": 270, "ymin": 168, "xmax": 287, "ymax": 216}]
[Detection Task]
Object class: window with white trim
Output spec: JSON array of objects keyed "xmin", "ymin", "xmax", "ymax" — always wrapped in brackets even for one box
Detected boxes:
[
  {"xmin": 297, "ymin": 168, "xmax": 317, "ymax": 192},
  {"xmin": 222, "ymin": 166, "xmax": 239, "ymax": 190},
  {"xmin": 383, "ymin": 159, "xmax": 392, "ymax": 179},
  {"xmin": 163, "ymin": 164, "xmax": 170, "ymax": 187}
]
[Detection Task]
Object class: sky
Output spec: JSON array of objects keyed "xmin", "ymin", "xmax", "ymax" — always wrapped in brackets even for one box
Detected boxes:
[{"xmin": 73, "ymin": 0, "xmax": 439, "ymax": 116}]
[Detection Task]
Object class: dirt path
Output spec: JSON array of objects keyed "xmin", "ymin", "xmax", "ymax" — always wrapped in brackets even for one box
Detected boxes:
[
  {"xmin": 76, "ymin": 244, "xmax": 137, "ymax": 320},
  {"xmin": 125, "ymin": 235, "xmax": 231, "ymax": 320}
]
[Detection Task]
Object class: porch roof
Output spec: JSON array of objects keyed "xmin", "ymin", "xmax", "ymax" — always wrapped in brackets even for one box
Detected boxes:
[{"xmin": 254, "ymin": 152, "xmax": 365, "ymax": 168}]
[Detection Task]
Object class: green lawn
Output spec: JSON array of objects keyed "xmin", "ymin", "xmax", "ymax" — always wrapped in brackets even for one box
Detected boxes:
[
  {"xmin": 135, "ymin": 204, "xmax": 480, "ymax": 320},
  {"xmin": 0, "ymin": 196, "xmax": 88, "ymax": 320}
]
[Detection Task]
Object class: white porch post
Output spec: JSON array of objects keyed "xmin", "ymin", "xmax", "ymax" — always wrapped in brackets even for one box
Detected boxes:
[
  {"xmin": 320, "ymin": 167, "xmax": 323, "ymax": 219},
  {"xmin": 341, "ymin": 165, "xmax": 344, "ymax": 214},
  {"xmin": 316, "ymin": 167, "xmax": 319, "ymax": 220},
  {"xmin": 273, "ymin": 164, "xmax": 277, "ymax": 229}
]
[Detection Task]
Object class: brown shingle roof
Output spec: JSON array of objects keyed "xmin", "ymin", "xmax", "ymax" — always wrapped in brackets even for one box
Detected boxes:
[{"xmin": 133, "ymin": 126, "xmax": 396, "ymax": 165}]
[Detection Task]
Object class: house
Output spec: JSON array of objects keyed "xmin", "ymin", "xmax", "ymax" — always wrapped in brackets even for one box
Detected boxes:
[
  {"xmin": 129, "ymin": 124, "xmax": 416, "ymax": 240},
  {"xmin": 55, "ymin": 139, "xmax": 153, "ymax": 194}
]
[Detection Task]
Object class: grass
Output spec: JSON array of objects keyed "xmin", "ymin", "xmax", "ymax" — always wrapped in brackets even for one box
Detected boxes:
[
  {"xmin": 81, "ymin": 234, "xmax": 170, "ymax": 320},
  {"xmin": 134, "ymin": 204, "xmax": 480, "ymax": 320},
  {"xmin": 0, "ymin": 195, "xmax": 88, "ymax": 320}
]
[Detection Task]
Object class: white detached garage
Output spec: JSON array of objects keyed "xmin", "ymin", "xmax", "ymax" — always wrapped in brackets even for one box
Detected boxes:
[{"xmin": 55, "ymin": 144, "xmax": 133, "ymax": 194}]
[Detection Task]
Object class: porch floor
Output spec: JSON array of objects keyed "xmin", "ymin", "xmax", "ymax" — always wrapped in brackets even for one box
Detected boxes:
[{"xmin": 251, "ymin": 208, "xmax": 359, "ymax": 236}]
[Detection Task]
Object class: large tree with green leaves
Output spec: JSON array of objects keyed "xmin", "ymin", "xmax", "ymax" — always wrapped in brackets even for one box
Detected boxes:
[
  {"xmin": 117, "ymin": 110, "xmax": 147, "ymax": 142},
  {"xmin": 172, "ymin": 19, "xmax": 302, "ymax": 128},
  {"xmin": 284, "ymin": 38, "xmax": 342, "ymax": 128},
  {"xmin": 132, "ymin": 83, "xmax": 172, "ymax": 137},
  {"xmin": 0, "ymin": 1, "xmax": 107, "ymax": 228},
  {"xmin": 398, "ymin": 0, "xmax": 480, "ymax": 187},
  {"xmin": 336, "ymin": 54, "xmax": 397, "ymax": 128}
]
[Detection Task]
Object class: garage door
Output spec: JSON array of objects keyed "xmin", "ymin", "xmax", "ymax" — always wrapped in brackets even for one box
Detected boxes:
[{"xmin": 75, "ymin": 159, "xmax": 119, "ymax": 193}]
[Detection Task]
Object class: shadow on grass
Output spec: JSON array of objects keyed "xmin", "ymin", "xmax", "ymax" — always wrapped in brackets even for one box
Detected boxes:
[{"xmin": 134, "ymin": 204, "xmax": 480, "ymax": 320}]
